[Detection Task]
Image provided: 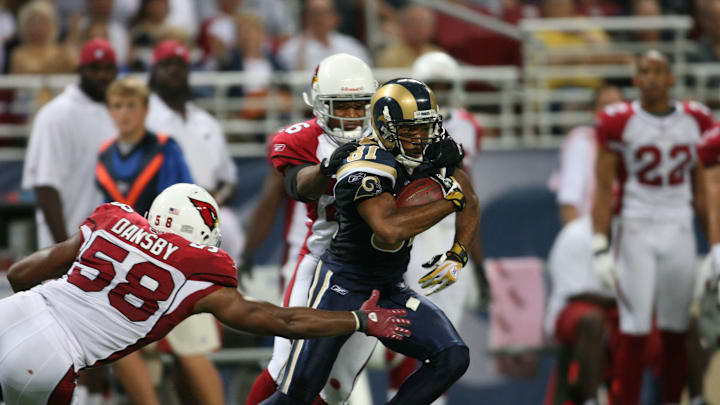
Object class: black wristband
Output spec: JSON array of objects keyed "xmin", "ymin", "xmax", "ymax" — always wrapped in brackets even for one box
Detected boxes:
[{"xmin": 353, "ymin": 310, "xmax": 368, "ymax": 332}]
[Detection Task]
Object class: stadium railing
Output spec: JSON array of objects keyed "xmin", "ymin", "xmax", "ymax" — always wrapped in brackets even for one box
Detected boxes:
[{"xmin": 2, "ymin": 16, "xmax": 718, "ymax": 159}]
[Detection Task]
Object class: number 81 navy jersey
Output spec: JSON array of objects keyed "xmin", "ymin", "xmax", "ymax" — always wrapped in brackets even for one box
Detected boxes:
[{"xmin": 321, "ymin": 137, "xmax": 412, "ymax": 286}]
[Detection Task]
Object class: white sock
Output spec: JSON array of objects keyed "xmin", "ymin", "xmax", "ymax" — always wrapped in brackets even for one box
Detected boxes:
[
  {"xmin": 72, "ymin": 386, "xmax": 89, "ymax": 405},
  {"xmin": 86, "ymin": 393, "xmax": 103, "ymax": 405},
  {"xmin": 690, "ymin": 397, "xmax": 707, "ymax": 405}
]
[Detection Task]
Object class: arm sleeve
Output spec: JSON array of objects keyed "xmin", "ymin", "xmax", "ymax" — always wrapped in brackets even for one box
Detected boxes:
[
  {"xmin": 334, "ymin": 171, "xmax": 394, "ymax": 208},
  {"xmin": 22, "ymin": 108, "xmax": 70, "ymax": 190},
  {"xmin": 188, "ymin": 249, "xmax": 238, "ymax": 288},
  {"xmin": 269, "ymin": 130, "xmax": 319, "ymax": 173},
  {"xmin": 557, "ymin": 134, "xmax": 592, "ymax": 207},
  {"xmin": 683, "ymin": 101, "xmax": 714, "ymax": 134},
  {"xmin": 697, "ymin": 124, "xmax": 720, "ymax": 167}
]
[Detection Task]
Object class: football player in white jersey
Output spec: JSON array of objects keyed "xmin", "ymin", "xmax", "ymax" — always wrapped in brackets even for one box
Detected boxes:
[
  {"xmin": 592, "ymin": 50, "xmax": 714, "ymax": 405},
  {"xmin": 0, "ymin": 184, "xmax": 410, "ymax": 405},
  {"xmin": 545, "ymin": 85, "xmax": 623, "ymax": 405}
]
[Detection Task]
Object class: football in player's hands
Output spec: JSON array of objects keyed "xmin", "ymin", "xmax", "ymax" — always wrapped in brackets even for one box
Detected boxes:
[
  {"xmin": 320, "ymin": 140, "xmax": 359, "ymax": 177},
  {"xmin": 395, "ymin": 177, "xmax": 444, "ymax": 208},
  {"xmin": 355, "ymin": 289, "xmax": 411, "ymax": 340}
]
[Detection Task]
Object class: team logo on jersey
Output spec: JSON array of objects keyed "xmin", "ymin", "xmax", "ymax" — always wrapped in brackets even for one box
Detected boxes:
[
  {"xmin": 188, "ymin": 197, "xmax": 219, "ymax": 231},
  {"xmin": 274, "ymin": 144, "xmax": 286, "ymax": 152}
]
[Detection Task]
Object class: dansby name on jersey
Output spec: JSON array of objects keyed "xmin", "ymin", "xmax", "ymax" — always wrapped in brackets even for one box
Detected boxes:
[{"xmin": 109, "ymin": 218, "xmax": 179, "ymax": 260}]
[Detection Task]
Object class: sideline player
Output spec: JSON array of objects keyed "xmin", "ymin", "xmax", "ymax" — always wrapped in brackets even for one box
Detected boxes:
[
  {"xmin": 245, "ymin": 53, "xmax": 377, "ymax": 404},
  {"xmin": 591, "ymin": 50, "xmax": 713, "ymax": 405},
  {"xmin": 261, "ymin": 78, "xmax": 480, "ymax": 405},
  {"xmin": 144, "ymin": 39, "xmax": 240, "ymax": 404},
  {"xmin": 0, "ymin": 183, "xmax": 410, "ymax": 405},
  {"xmin": 544, "ymin": 85, "xmax": 623, "ymax": 405}
]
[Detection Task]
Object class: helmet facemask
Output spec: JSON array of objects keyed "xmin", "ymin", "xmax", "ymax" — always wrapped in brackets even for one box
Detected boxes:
[
  {"xmin": 379, "ymin": 106, "xmax": 444, "ymax": 168},
  {"xmin": 313, "ymin": 94, "xmax": 373, "ymax": 144}
]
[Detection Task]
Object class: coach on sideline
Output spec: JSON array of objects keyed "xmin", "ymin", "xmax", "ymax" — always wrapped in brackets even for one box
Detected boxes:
[{"xmin": 22, "ymin": 38, "xmax": 117, "ymax": 249}]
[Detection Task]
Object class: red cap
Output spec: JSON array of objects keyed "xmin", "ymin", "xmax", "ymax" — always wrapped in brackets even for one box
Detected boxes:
[
  {"xmin": 80, "ymin": 38, "xmax": 116, "ymax": 66},
  {"xmin": 153, "ymin": 40, "xmax": 190, "ymax": 65}
]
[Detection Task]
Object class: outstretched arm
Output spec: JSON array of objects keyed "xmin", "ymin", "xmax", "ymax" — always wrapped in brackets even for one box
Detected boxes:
[
  {"xmin": 8, "ymin": 232, "xmax": 82, "ymax": 292},
  {"xmin": 194, "ymin": 288, "xmax": 410, "ymax": 340}
]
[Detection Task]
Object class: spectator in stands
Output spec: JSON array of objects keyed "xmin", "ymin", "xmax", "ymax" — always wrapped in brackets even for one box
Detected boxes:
[
  {"xmin": 0, "ymin": 1, "xmax": 16, "ymax": 73},
  {"xmin": 76, "ymin": 0, "xmax": 131, "ymax": 70},
  {"xmin": 534, "ymin": 0, "xmax": 630, "ymax": 89},
  {"xmin": 241, "ymin": 0, "xmax": 297, "ymax": 45},
  {"xmin": 203, "ymin": 0, "xmax": 241, "ymax": 60},
  {"xmin": 692, "ymin": 0, "xmax": 720, "ymax": 62},
  {"xmin": 145, "ymin": 40, "xmax": 243, "ymax": 405},
  {"xmin": 164, "ymin": 0, "xmax": 200, "ymax": 39},
  {"xmin": 277, "ymin": 0, "xmax": 371, "ymax": 70},
  {"xmin": 214, "ymin": 13, "xmax": 274, "ymax": 98},
  {"xmin": 128, "ymin": 0, "xmax": 172, "ymax": 70},
  {"xmin": 633, "ymin": 0, "xmax": 663, "ymax": 43},
  {"xmin": 376, "ymin": 4, "xmax": 441, "ymax": 68},
  {"xmin": 9, "ymin": 0, "xmax": 77, "ymax": 74}
]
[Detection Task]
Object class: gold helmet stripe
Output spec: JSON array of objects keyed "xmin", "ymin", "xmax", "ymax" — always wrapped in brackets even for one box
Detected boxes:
[{"xmin": 372, "ymin": 83, "xmax": 418, "ymax": 120}]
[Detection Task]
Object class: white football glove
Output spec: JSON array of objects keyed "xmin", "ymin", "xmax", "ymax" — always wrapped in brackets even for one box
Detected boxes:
[
  {"xmin": 429, "ymin": 174, "xmax": 465, "ymax": 211},
  {"xmin": 592, "ymin": 234, "xmax": 617, "ymax": 292},
  {"xmin": 419, "ymin": 242, "xmax": 468, "ymax": 295}
]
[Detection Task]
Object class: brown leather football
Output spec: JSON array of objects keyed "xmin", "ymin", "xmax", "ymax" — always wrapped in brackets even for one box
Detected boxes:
[{"xmin": 396, "ymin": 178, "xmax": 444, "ymax": 207}]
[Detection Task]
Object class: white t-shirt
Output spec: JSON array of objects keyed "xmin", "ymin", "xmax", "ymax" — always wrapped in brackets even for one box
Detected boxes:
[
  {"xmin": 22, "ymin": 84, "xmax": 117, "ymax": 248},
  {"xmin": 145, "ymin": 93, "xmax": 236, "ymax": 192},
  {"xmin": 277, "ymin": 32, "xmax": 372, "ymax": 71},
  {"xmin": 555, "ymin": 126, "xmax": 597, "ymax": 217}
]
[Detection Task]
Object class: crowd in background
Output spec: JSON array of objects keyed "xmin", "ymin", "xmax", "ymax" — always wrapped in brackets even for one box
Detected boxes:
[{"xmin": 0, "ymin": 0, "xmax": 718, "ymax": 79}]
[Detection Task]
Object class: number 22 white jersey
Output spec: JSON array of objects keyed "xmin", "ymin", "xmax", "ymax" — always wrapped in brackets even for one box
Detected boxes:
[
  {"xmin": 595, "ymin": 100, "xmax": 713, "ymax": 219},
  {"xmin": 33, "ymin": 203, "xmax": 237, "ymax": 371}
]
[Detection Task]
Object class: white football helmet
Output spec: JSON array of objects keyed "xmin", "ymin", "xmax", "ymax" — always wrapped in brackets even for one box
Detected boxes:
[
  {"xmin": 148, "ymin": 183, "xmax": 222, "ymax": 247},
  {"xmin": 302, "ymin": 53, "xmax": 377, "ymax": 143},
  {"xmin": 411, "ymin": 52, "xmax": 463, "ymax": 109}
]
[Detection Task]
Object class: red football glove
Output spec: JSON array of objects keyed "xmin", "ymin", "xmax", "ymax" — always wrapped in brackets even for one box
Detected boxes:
[{"xmin": 354, "ymin": 289, "xmax": 412, "ymax": 340}]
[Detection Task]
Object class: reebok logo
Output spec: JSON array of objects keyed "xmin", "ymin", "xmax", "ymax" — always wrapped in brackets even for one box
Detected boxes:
[
  {"xmin": 330, "ymin": 284, "xmax": 348, "ymax": 295},
  {"xmin": 348, "ymin": 173, "xmax": 366, "ymax": 183},
  {"xmin": 274, "ymin": 144, "xmax": 286, "ymax": 152}
]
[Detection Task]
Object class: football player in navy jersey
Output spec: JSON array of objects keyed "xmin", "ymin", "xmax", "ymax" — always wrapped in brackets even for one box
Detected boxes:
[{"xmin": 261, "ymin": 78, "xmax": 481, "ymax": 405}]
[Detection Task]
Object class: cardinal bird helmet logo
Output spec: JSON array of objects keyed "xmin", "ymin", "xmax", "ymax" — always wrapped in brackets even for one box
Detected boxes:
[{"xmin": 188, "ymin": 197, "xmax": 219, "ymax": 231}]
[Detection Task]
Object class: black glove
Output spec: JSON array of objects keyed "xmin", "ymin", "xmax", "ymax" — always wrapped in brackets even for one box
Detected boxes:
[
  {"xmin": 236, "ymin": 251, "xmax": 254, "ymax": 292},
  {"xmin": 424, "ymin": 136, "xmax": 464, "ymax": 169},
  {"xmin": 320, "ymin": 141, "xmax": 359, "ymax": 177},
  {"xmin": 410, "ymin": 163, "xmax": 440, "ymax": 180}
]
